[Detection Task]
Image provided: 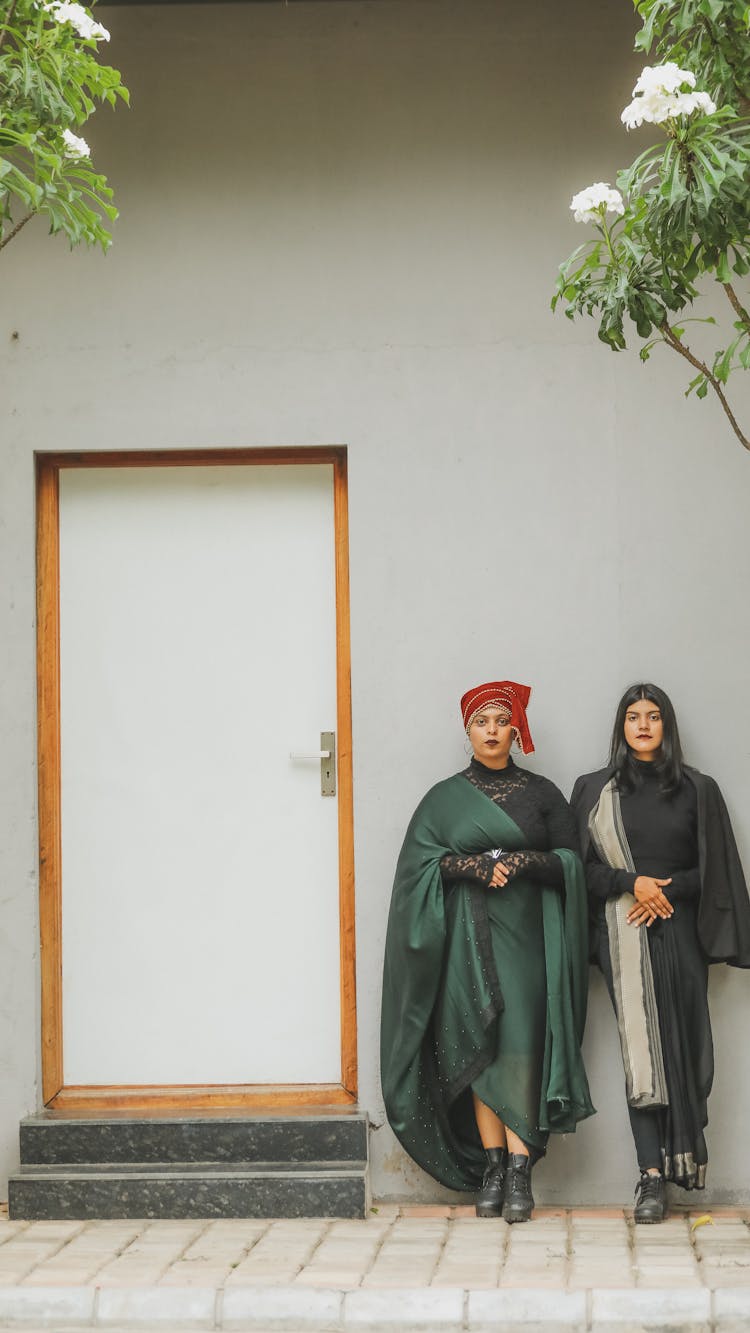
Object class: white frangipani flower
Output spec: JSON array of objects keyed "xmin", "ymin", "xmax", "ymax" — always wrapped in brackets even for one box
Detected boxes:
[
  {"xmin": 633, "ymin": 62, "xmax": 696, "ymax": 97},
  {"xmin": 44, "ymin": 1, "xmax": 110, "ymax": 41},
  {"xmin": 62, "ymin": 128, "xmax": 90, "ymax": 160},
  {"xmin": 621, "ymin": 63, "xmax": 716, "ymax": 129},
  {"xmin": 570, "ymin": 182, "xmax": 625, "ymax": 225},
  {"xmin": 677, "ymin": 90, "xmax": 718, "ymax": 117}
]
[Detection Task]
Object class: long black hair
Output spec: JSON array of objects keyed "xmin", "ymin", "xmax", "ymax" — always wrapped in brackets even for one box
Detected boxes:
[{"xmin": 609, "ymin": 682, "xmax": 685, "ymax": 795}]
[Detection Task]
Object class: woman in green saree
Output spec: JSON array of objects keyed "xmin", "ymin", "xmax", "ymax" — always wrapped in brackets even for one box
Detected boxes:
[{"xmin": 380, "ymin": 681, "xmax": 594, "ymax": 1222}]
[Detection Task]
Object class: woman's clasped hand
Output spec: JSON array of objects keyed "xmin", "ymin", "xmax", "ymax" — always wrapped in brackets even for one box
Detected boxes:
[{"xmin": 627, "ymin": 876, "xmax": 675, "ymax": 926}]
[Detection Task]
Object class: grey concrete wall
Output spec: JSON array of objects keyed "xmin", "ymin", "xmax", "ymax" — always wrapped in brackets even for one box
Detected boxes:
[{"xmin": 2, "ymin": 0, "xmax": 750, "ymax": 1204}]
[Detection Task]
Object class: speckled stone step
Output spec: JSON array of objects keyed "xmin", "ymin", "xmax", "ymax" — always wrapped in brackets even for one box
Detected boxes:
[
  {"xmin": 18, "ymin": 1111, "xmax": 368, "ymax": 1165},
  {"xmin": 9, "ymin": 1159, "xmax": 368, "ymax": 1220},
  {"xmin": 10, "ymin": 1111, "xmax": 369, "ymax": 1220}
]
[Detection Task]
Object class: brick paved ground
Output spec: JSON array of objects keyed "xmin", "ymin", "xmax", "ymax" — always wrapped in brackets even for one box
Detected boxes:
[{"xmin": 0, "ymin": 1202, "xmax": 749, "ymax": 1327}]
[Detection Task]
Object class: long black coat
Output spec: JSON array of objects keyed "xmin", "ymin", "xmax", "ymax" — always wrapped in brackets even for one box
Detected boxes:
[{"xmin": 571, "ymin": 766, "xmax": 750, "ymax": 968}]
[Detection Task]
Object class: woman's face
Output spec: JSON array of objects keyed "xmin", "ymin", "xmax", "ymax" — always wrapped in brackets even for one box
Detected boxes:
[
  {"xmin": 623, "ymin": 697, "xmax": 664, "ymax": 762},
  {"xmin": 468, "ymin": 707, "xmax": 514, "ymax": 768}
]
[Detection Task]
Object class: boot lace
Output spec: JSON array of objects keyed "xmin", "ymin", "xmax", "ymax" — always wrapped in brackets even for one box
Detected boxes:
[
  {"xmin": 482, "ymin": 1162, "xmax": 504, "ymax": 1188},
  {"xmin": 636, "ymin": 1173, "xmax": 662, "ymax": 1203},
  {"xmin": 508, "ymin": 1166, "xmax": 532, "ymax": 1200}
]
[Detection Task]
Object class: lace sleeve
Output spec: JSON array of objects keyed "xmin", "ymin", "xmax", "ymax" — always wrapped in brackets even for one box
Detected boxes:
[
  {"xmin": 439, "ymin": 853, "xmax": 494, "ymax": 888},
  {"xmin": 501, "ymin": 849, "xmax": 565, "ymax": 888}
]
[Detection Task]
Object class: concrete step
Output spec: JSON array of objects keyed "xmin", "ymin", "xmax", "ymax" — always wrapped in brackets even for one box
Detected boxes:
[
  {"xmin": 8, "ymin": 1159, "xmax": 368, "ymax": 1219},
  {"xmin": 11, "ymin": 1111, "xmax": 370, "ymax": 1219},
  {"xmin": 19, "ymin": 1111, "xmax": 368, "ymax": 1166}
]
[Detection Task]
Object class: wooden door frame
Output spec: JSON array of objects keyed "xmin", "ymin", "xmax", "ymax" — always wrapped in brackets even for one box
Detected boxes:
[{"xmin": 36, "ymin": 447, "xmax": 357, "ymax": 1111}]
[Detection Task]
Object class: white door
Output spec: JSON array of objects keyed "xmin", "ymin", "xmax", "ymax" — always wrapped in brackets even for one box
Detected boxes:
[{"xmin": 57, "ymin": 462, "xmax": 343, "ymax": 1088}]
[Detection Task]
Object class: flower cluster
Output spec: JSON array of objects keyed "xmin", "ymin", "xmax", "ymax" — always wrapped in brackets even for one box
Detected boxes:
[
  {"xmin": 569, "ymin": 182, "xmax": 625, "ymax": 225},
  {"xmin": 62, "ymin": 128, "xmax": 90, "ymax": 160},
  {"xmin": 43, "ymin": 1, "xmax": 110, "ymax": 42},
  {"xmin": 621, "ymin": 63, "xmax": 716, "ymax": 129}
]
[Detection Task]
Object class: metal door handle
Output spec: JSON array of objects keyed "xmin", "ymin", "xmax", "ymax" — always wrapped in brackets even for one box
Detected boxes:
[{"xmin": 289, "ymin": 732, "xmax": 336, "ymax": 797}]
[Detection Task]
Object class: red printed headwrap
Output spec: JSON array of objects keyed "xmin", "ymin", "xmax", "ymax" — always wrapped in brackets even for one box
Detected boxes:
[{"xmin": 460, "ymin": 680, "xmax": 534, "ymax": 755}]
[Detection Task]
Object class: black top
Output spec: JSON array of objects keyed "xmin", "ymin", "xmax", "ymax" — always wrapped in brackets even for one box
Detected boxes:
[
  {"xmin": 571, "ymin": 765, "xmax": 750, "ymax": 967},
  {"xmin": 440, "ymin": 757, "xmax": 578, "ymax": 890},
  {"xmin": 586, "ymin": 759, "xmax": 701, "ymax": 904}
]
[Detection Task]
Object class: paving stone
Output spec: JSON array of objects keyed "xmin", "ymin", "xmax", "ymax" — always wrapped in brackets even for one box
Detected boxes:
[
  {"xmin": 714, "ymin": 1287, "xmax": 750, "ymax": 1323},
  {"xmin": 23, "ymin": 1221, "xmax": 86, "ymax": 1241},
  {"xmin": 400, "ymin": 1206, "xmax": 452, "ymax": 1218},
  {"xmin": 18, "ymin": 1223, "xmax": 144, "ymax": 1286},
  {"xmin": 590, "ymin": 1321, "xmax": 708, "ymax": 1331},
  {"xmin": 591, "ymin": 1285, "xmax": 711, "ymax": 1329},
  {"xmin": 201, "ymin": 1220, "xmax": 270, "ymax": 1238},
  {"xmin": 696, "ymin": 1247, "xmax": 750, "ymax": 1264},
  {"xmin": 500, "ymin": 1268, "xmax": 568, "ymax": 1289},
  {"xmin": 469, "ymin": 1287, "xmax": 586, "ymax": 1327},
  {"xmin": 222, "ymin": 1223, "xmax": 329, "ymax": 1288},
  {"xmin": 159, "ymin": 1264, "xmax": 234, "ymax": 1287},
  {"xmin": 431, "ymin": 1272, "xmax": 498, "ymax": 1289},
  {"xmin": 21, "ymin": 1269, "xmax": 97, "ymax": 1288},
  {"xmin": 0, "ymin": 1283, "xmax": 96, "ymax": 1325},
  {"xmin": 636, "ymin": 1273, "xmax": 703, "ymax": 1288},
  {"xmin": 326, "ymin": 1221, "xmax": 390, "ymax": 1237},
  {"xmin": 570, "ymin": 1209, "xmax": 627, "ymax": 1219},
  {"xmin": 433, "ymin": 1254, "xmax": 502, "ymax": 1284},
  {"xmin": 0, "ymin": 1221, "xmax": 29, "ymax": 1245},
  {"xmin": 294, "ymin": 1269, "xmax": 363, "ymax": 1288},
  {"xmin": 344, "ymin": 1286, "xmax": 463, "ymax": 1328},
  {"xmin": 701, "ymin": 1267, "xmax": 750, "ymax": 1286},
  {"xmin": 96, "ymin": 1284, "xmax": 217, "ymax": 1326},
  {"xmin": 569, "ymin": 1271, "xmax": 636, "ymax": 1288},
  {"xmin": 222, "ymin": 1284, "xmax": 342, "ymax": 1329}
]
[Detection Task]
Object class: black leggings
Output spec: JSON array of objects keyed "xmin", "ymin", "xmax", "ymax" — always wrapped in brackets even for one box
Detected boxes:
[{"xmin": 626, "ymin": 1105, "xmax": 662, "ymax": 1173}]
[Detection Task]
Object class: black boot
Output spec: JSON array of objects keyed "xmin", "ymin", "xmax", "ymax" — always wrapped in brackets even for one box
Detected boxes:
[
  {"xmin": 634, "ymin": 1171, "xmax": 667, "ymax": 1224},
  {"xmin": 502, "ymin": 1152, "xmax": 534, "ymax": 1223},
  {"xmin": 475, "ymin": 1147, "xmax": 507, "ymax": 1218}
]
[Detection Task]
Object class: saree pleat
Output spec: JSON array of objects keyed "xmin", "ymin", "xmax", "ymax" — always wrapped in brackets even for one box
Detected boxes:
[{"xmin": 649, "ymin": 915, "xmax": 711, "ymax": 1188}]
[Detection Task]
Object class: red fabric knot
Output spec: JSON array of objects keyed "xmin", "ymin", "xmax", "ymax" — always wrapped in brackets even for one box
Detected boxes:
[{"xmin": 460, "ymin": 680, "xmax": 534, "ymax": 755}]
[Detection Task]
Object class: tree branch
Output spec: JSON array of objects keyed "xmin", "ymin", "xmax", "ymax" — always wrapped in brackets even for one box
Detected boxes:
[
  {"xmin": 659, "ymin": 320, "xmax": 750, "ymax": 451},
  {"xmin": 722, "ymin": 281, "xmax": 750, "ymax": 333},
  {"xmin": 0, "ymin": 0, "xmax": 18, "ymax": 54},
  {"xmin": 0, "ymin": 209, "xmax": 33, "ymax": 251}
]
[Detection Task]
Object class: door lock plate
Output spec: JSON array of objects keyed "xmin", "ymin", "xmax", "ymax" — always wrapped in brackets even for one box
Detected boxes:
[{"xmin": 321, "ymin": 732, "xmax": 336, "ymax": 797}]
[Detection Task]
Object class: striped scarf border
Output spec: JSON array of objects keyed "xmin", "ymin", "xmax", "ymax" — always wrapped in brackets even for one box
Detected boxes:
[{"xmin": 589, "ymin": 781, "xmax": 668, "ymax": 1110}]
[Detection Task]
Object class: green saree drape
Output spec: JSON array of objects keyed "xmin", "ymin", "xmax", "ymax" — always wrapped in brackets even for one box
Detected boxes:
[{"xmin": 380, "ymin": 772, "xmax": 594, "ymax": 1191}]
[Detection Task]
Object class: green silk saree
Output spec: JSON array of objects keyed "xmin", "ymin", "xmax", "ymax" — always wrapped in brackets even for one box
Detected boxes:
[{"xmin": 380, "ymin": 772, "xmax": 595, "ymax": 1190}]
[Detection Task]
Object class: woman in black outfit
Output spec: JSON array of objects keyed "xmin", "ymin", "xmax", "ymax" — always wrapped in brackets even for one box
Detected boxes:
[{"xmin": 572, "ymin": 683, "xmax": 750, "ymax": 1223}]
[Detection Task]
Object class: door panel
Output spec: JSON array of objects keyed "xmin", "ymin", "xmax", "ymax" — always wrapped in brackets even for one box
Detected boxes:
[{"xmin": 37, "ymin": 451, "xmax": 355, "ymax": 1103}]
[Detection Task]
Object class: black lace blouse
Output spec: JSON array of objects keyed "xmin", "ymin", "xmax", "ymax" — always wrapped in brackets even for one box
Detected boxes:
[{"xmin": 439, "ymin": 758, "xmax": 579, "ymax": 890}]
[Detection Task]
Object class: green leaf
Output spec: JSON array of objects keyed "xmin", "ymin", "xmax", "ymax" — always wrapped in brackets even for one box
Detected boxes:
[
  {"xmin": 717, "ymin": 251, "xmax": 732, "ymax": 281},
  {"xmin": 634, "ymin": 2, "xmax": 659, "ymax": 52}
]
